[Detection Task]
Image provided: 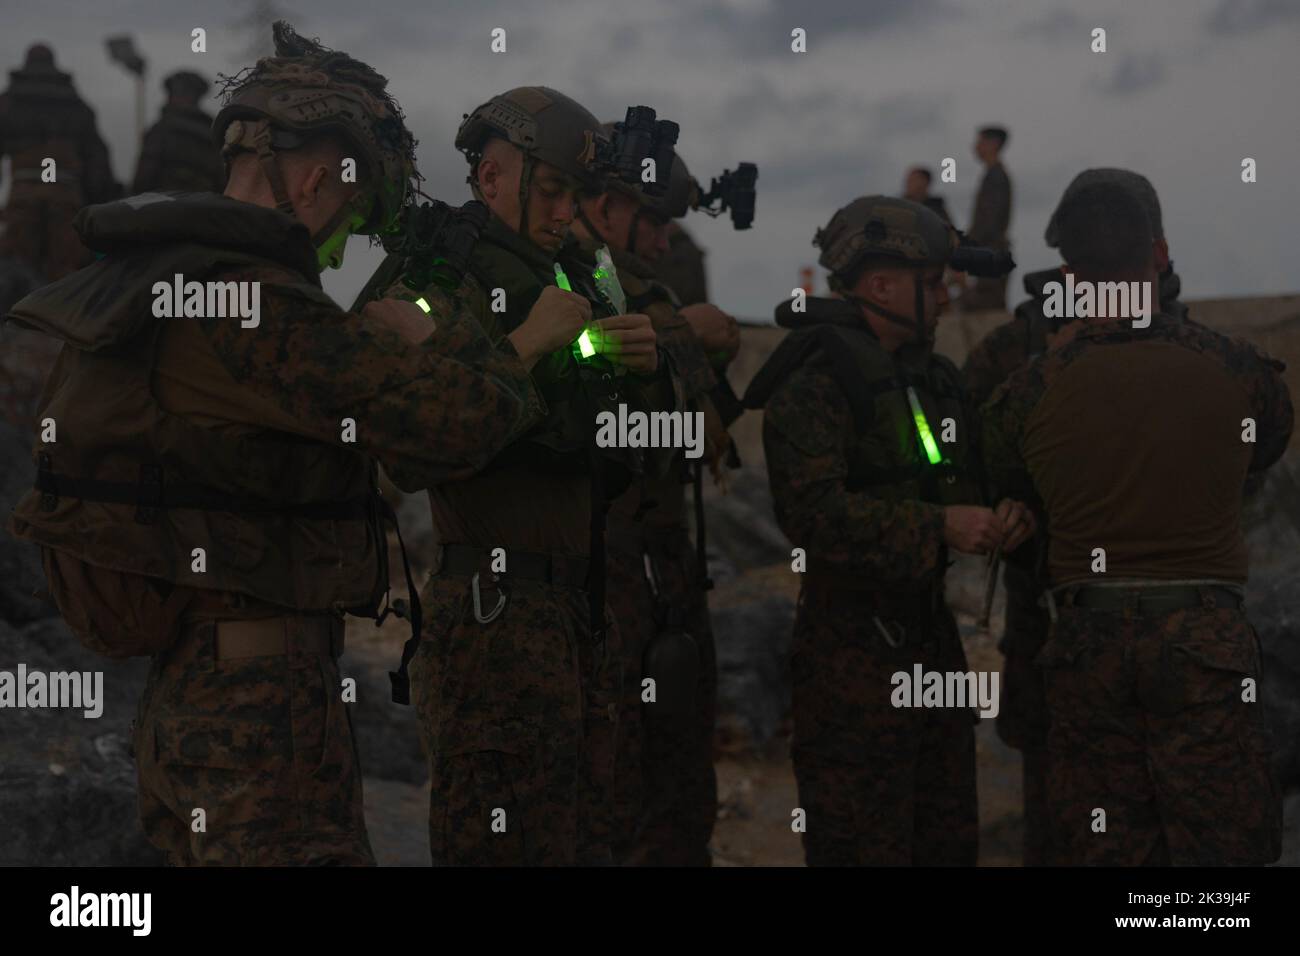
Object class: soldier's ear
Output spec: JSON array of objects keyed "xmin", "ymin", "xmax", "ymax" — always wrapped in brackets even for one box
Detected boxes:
[
  {"xmin": 477, "ymin": 157, "xmax": 501, "ymax": 200},
  {"xmin": 1153, "ymin": 237, "xmax": 1170, "ymax": 274}
]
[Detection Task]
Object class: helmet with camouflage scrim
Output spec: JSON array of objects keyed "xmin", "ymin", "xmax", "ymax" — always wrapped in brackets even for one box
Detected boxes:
[
  {"xmin": 1044, "ymin": 168, "xmax": 1164, "ymax": 247},
  {"xmin": 814, "ymin": 195, "xmax": 957, "ymax": 341},
  {"xmin": 212, "ymin": 21, "xmax": 419, "ymax": 242}
]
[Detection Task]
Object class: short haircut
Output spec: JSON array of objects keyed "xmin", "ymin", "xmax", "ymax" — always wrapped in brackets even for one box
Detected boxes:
[
  {"xmin": 1056, "ymin": 181, "xmax": 1154, "ymax": 274},
  {"xmin": 979, "ymin": 126, "xmax": 1008, "ymax": 149},
  {"xmin": 833, "ymin": 255, "xmax": 921, "ymax": 293},
  {"xmin": 908, "ymin": 166, "xmax": 933, "ymax": 184}
]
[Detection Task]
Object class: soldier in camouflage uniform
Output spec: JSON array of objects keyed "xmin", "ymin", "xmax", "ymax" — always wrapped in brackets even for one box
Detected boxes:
[
  {"xmin": 132, "ymin": 71, "xmax": 227, "ymax": 194},
  {"xmin": 570, "ymin": 144, "xmax": 740, "ymax": 864},
  {"xmin": 6, "ymin": 22, "xmax": 561, "ymax": 865},
  {"xmin": 744, "ymin": 197, "xmax": 1035, "ymax": 865},
  {"xmin": 963, "ymin": 168, "xmax": 1188, "ymax": 865},
  {"xmin": 658, "ymin": 221, "xmax": 709, "ymax": 308},
  {"xmin": 0, "ymin": 43, "xmax": 120, "ymax": 280},
  {"xmin": 366, "ymin": 87, "xmax": 676, "ymax": 865},
  {"xmin": 981, "ymin": 181, "xmax": 1292, "ymax": 865}
]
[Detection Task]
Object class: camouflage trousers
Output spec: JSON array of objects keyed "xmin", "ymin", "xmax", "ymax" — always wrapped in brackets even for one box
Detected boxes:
[
  {"xmin": 1039, "ymin": 605, "xmax": 1282, "ymax": 865},
  {"xmin": 994, "ymin": 562, "xmax": 1052, "ymax": 866},
  {"xmin": 133, "ymin": 613, "xmax": 373, "ymax": 865},
  {"xmin": 411, "ymin": 571, "xmax": 622, "ymax": 866},
  {"xmin": 606, "ymin": 521, "xmax": 718, "ymax": 866},
  {"xmin": 791, "ymin": 588, "xmax": 978, "ymax": 866}
]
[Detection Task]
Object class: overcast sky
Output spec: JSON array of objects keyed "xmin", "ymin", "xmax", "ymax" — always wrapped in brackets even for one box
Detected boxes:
[{"xmin": 3, "ymin": 0, "xmax": 1297, "ymax": 320}]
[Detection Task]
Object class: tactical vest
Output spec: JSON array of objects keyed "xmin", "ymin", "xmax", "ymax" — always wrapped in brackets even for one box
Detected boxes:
[
  {"xmin": 8, "ymin": 243, "xmax": 389, "ymax": 619},
  {"xmin": 745, "ymin": 297, "xmax": 981, "ymax": 508},
  {"xmin": 465, "ymin": 227, "xmax": 641, "ymax": 486}
]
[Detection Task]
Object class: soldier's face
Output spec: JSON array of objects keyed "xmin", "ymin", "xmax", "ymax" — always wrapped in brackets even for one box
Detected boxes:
[
  {"xmin": 525, "ymin": 163, "xmax": 582, "ymax": 252},
  {"xmin": 596, "ymin": 192, "xmax": 671, "ymax": 262},
  {"xmin": 904, "ymin": 171, "xmax": 929, "ymax": 200},
  {"xmin": 860, "ymin": 265, "xmax": 949, "ymax": 348}
]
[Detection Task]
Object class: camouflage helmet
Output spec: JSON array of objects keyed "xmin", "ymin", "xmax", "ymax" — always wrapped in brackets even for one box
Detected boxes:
[
  {"xmin": 599, "ymin": 122, "xmax": 697, "ymax": 218},
  {"xmin": 1045, "ymin": 168, "xmax": 1164, "ymax": 247},
  {"xmin": 456, "ymin": 86, "xmax": 605, "ymax": 190},
  {"xmin": 815, "ymin": 196, "xmax": 956, "ymax": 290},
  {"xmin": 212, "ymin": 21, "xmax": 419, "ymax": 238}
]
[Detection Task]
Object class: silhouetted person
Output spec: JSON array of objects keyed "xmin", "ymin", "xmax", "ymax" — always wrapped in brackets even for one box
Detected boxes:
[
  {"xmin": 132, "ymin": 70, "xmax": 227, "ymax": 194},
  {"xmin": 903, "ymin": 166, "xmax": 952, "ymax": 225},
  {"xmin": 962, "ymin": 126, "xmax": 1011, "ymax": 310},
  {"xmin": 0, "ymin": 43, "xmax": 120, "ymax": 280}
]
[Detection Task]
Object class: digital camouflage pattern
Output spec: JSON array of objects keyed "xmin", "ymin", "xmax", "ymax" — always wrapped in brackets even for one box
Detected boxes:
[
  {"xmin": 791, "ymin": 592, "xmax": 977, "ymax": 865},
  {"xmin": 962, "ymin": 263, "xmax": 1189, "ymax": 865},
  {"xmin": 382, "ymin": 199, "xmax": 678, "ymax": 865},
  {"xmin": 411, "ymin": 575, "xmax": 621, "ymax": 866},
  {"xmin": 133, "ymin": 615, "xmax": 372, "ymax": 865},
  {"xmin": 981, "ymin": 313, "xmax": 1292, "ymax": 866},
  {"xmin": 9, "ymin": 190, "xmax": 544, "ymax": 864},
  {"xmin": 757, "ymin": 312, "xmax": 979, "ymax": 864},
  {"xmin": 602, "ymin": 241, "xmax": 723, "ymax": 862},
  {"xmin": 1039, "ymin": 605, "xmax": 1281, "ymax": 865}
]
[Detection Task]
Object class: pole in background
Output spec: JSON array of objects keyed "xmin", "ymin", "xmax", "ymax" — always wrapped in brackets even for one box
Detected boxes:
[{"xmin": 105, "ymin": 36, "xmax": 148, "ymax": 167}]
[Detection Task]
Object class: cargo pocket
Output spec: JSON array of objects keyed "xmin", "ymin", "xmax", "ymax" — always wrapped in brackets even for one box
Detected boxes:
[
  {"xmin": 431, "ymin": 718, "xmax": 546, "ymax": 866},
  {"xmin": 152, "ymin": 715, "xmax": 279, "ymax": 838}
]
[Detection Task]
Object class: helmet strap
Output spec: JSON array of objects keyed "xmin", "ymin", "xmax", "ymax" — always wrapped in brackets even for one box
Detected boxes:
[
  {"xmin": 574, "ymin": 205, "xmax": 602, "ymax": 246},
  {"xmin": 845, "ymin": 271, "xmax": 928, "ymax": 345},
  {"xmin": 517, "ymin": 153, "xmax": 533, "ymax": 239},
  {"xmin": 626, "ymin": 206, "xmax": 643, "ymax": 256},
  {"xmin": 251, "ymin": 120, "xmax": 296, "ymax": 218}
]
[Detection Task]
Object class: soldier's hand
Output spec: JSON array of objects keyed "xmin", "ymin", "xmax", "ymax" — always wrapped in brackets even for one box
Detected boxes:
[
  {"xmin": 942, "ymin": 505, "xmax": 1003, "ymax": 555},
  {"xmin": 510, "ymin": 286, "xmax": 592, "ymax": 369},
  {"xmin": 680, "ymin": 303, "xmax": 740, "ymax": 364},
  {"xmin": 995, "ymin": 498, "xmax": 1037, "ymax": 552},
  {"xmin": 362, "ymin": 297, "xmax": 435, "ymax": 345},
  {"xmin": 594, "ymin": 314, "xmax": 658, "ymax": 373}
]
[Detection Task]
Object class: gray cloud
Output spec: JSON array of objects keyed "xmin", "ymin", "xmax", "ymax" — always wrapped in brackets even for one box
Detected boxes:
[
  {"xmin": 1093, "ymin": 52, "xmax": 1167, "ymax": 96},
  {"xmin": 1015, "ymin": 8, "xmax": 1090, "ymax": 41},
  {"xmin": 1206, "ymin": 0, "xmax": 1300, "ymax": 35}
]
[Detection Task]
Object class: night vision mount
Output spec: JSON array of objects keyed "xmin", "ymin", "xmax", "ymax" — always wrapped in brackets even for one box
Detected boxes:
[
  {"xmin": 949, "ymin": 235, "xmax": 1015, "ymax": 277},
  {"xmin": 595, "ymin": 106, "xmax": 680, "ymax": 197},
  {"xmin": 696, "ymin": 162, "xmax": 758, "ymax": 229}
]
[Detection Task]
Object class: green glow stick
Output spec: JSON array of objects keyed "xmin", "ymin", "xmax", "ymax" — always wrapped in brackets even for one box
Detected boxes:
[
  {"xmin": 414, "ymin": 296, "xmax": 432, "ymax": 314},
  {"xmin": 555, "ymin": 263, "xmax": 596, "ymax": 358},
  {"xmin": 906, "ymin": 386, "xmax": 944, "ymax": 465}
]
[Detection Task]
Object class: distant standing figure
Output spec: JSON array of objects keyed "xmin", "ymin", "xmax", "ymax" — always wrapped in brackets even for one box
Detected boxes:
[
  {"xmin": 0, "ymin": 43, "xmax": 120, "ymax": 280},
  {"xmin": 962, "ymin": 126, "xmax": 1011, "ymax": 310},
  {"xmin": 132, "ymin": 70, "xmax": 227, "ymax": 194},
  {"xmin": 902, "ymin": 165, "xmax": 952, "ymax": 225}
]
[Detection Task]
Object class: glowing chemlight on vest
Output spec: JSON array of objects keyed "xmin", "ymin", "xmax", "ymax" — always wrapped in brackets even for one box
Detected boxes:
[
  {"xmin": 555, "ymin": 263, "xmax": 597, "ymax": 358},
  {"xmin": 415, "ymin": 297, "xmax": 431, "ymax": 314},
  {"xmin": 906, "ymin": 386, "xmax": 943, "ymax": 465}
]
